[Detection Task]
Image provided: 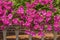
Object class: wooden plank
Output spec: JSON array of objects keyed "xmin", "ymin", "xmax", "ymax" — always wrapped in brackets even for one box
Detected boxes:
[{"xmin": 6, "ymin": 33, "xmax": 60, "ymax": 39}]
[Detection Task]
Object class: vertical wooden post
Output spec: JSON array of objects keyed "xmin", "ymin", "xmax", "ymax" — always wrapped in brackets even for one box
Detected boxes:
[
  {"xmin": 41, "ymin": 36, "xmax": 44, "ymax": 40},
  {"xmin": 29, "ymin": 35, "xmax": 32, "ymax": 40},
  {"xmin": 54, "ymin": 32, "xmax": 57, "ymax": 40},
  {"xmin": 15, "ymin": 30, "xmax": 19, "ymax": 40},
  {"xmin": 3, "ymin": 30, "xmax": 6, "ymax": 40}
]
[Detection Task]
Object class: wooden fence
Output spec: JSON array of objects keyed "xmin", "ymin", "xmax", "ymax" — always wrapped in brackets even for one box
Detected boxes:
[
  {"xmin": 0, "ymin": 26, "xmax": 59, "ymax": 40},
  {"xmin": 1, "ymin": 29, "xmax": 60, "ymax": 40}
]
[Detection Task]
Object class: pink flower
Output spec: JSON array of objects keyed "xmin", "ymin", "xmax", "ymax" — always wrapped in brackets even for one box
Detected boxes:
[
  {"xmin": 31, "ymin": 31, "xmax": 36, "ymax": 36},
  {"xmin": 0, "ymin": 9, "xmax": 5, "ymax": 17},
  {"xmin": 4, "ymin": 5, "xmax": 11, "ymax": 10},
  {"xmin": 49, "ymin": 4, "xmax": 54, "ymax": 9},
  {"xmin": 38, "ymin": 31, "xmax": 44, "ymax": 37},
  {"xmin": 24, "ymin": 21, "xmax": 31, "ymax": 27},
  {"xmin": 47, "ymin": 25, "xmax": 52, "ymax": 31},
  {"xmin": 49, "ymin": 0, "xmax": 53, "ymax": 4},
  {"xmin": 2, "ymin": 18, "xmax": 10, "ymax": 25},
  {"xmin": 26, "ymin": 16, "xmax": 33, "ymax": 22},
  {"xmin": 34, "ymin": 25, "xmax": 40, "ymax": 30},
  {"xmin": 33, "ymin": 19, "xmax": 39, "ymax": 25},
  {"xmin": 54, "ymin": 27, "xmax": 60, "ymax": 32},
  {"xmin": 25, "ymin": 2, "xmax": 31, "ymax": 8},
  {"xmin": 17, "ymin": 6, "xmax": 24, "ymax": 14},
  {"xmin": 54, "ymin": 23, "xmax": 59, "ymax": 27},
  {"xmin": 12, "ymin": 18, "xmax": 19, "ymax": 25},
  {"xmin": 41, "ymin": 10, "xmax": 47, "ymax": 16},
  {"xmin": 38, "ymin": 15, "xmax": 44, "ymax": 22},
  {"xmin": 46, "ymin": 11, "xmax": 52, "ymax": 17},
  {"xmin": 26, "ymin": 9, "xmax": 36, "ymax": 15},
  {"xmin": 31, "ymin": 0, "xmax": 39, "ymax": 8},
  {"xmin": 51, "ymin": 8, "xmax": 57, "ymax": 12},
  {"xmin": 19, "ymin": 21, "xmax": 24, "ymax": 26},
  {"xmin": 39, "ymin": 0, "xmax": 49, "ymax": 5},
  {"xmin": 39, "ymin": 25, "xmax": 44, "ymax": 31},
  {"xmin": 46, "ymin": 17, "xmax": 51, "ymax": 22},
  {"xmin": 0, "ymin": 1, "xmax": 2, "ymax": 5},
  {"xmin": 8, "ymin": 14, "xmax": 13, "ymax": 19}
]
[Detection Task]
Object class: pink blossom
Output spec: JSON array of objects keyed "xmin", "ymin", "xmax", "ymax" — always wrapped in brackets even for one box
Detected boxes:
[
  {"xmin": 46, "ymin": 17, "xmax": 51, "ymax": 22},
  {"xmin": 17, "ymin": 6, "xmax": 24, "ymax": 14},
  {"xmin": 38, "ymin": 31, "xmax": 44, "ymax": 37},
  {"xmin": 25, "ymin": 2, "xmax": 31, "ymax": 8},
  {"xmin": 12, "ymin": 18, "xmax": 19, "ymax": 25},
  {"xmin": 47, "ymin": 25, "xmax": 52, "ymax": 31},
  {"xmin": 24, "ymin": 21, "xmax": 31, "ymax": 27},
  {"xmin": 31, "ymin": 31, "xmax": 36, "ymax": 36},
  {"xmin": 8, "ymin": 14, "xmax": 13, "ymax": 19},
  {"xmin": 34, "ymin": 25, "xmax": 40, "ymax": 30},
  {"xmin": 46, "ymin": 11, "xmax": 52, "ymax": 17},
  {"xmin": 54, "ymin": 23, "xmax": 59, "ymax": 27}
]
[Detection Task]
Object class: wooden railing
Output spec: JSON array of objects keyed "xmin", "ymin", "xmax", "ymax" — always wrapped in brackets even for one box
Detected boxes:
[
  {"xmin": 2, "ymin": 26, "xmax": 60, "ymax": 40},
  {"xmin": 0, "ymin": 29, "xmax": 59, "ymax": 40}
]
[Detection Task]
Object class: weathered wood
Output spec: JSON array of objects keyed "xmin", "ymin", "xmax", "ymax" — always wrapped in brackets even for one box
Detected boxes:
[
  {"xmin": 15, "ymin": 30, "xmax": 19, "ymax": 40},
  {"xmin": 54, "ymin": 32, "xmax": 57, "ymax": 40},
  {"xmin": 29, "ymin": 35, "xmax": 32, "ymax": 40},
  {"xmin": 41, "ymin": 36, "xmax": 44, "ymax": 40},
  {"xmin": 3, "ymin": 30, "xmax": 7, "ymax": 40}
]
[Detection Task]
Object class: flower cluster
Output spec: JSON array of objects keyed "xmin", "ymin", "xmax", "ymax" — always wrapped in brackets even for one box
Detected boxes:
[
  {"xmin": 0, "ymin": 0, "xmax": 60, "ymax": 37},
  {"xmin": 0, "ymin": 0, "xmax": 13, "ymax": 30},
  {"xmin": 16, "ymin": 0, "xmax": 59, "ymax": 36}
]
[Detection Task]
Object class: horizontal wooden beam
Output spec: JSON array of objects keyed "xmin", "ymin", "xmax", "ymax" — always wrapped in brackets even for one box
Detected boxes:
[{"xmin": 6, "ymin": 33, "xmax": 60, "ymax": 39}]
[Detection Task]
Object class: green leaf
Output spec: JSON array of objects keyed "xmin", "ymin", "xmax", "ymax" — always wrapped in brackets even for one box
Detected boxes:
[{"xmin": 56, "ymin": 0, "xmax": 60, "ymax": 4}]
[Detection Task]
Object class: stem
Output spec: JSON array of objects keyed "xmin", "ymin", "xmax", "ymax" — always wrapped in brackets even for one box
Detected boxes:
[{"xmin": 3, "ymin": 30, "xmax": 6, "ymax": 40}]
